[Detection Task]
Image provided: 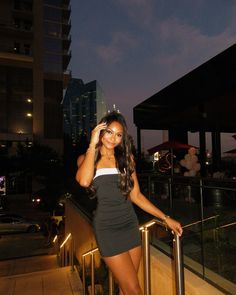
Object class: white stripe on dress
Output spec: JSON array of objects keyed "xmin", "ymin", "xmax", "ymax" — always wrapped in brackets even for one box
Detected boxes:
[{"xmin": 94, "ymin": 168, "xmax": 119, "ymax": 179}]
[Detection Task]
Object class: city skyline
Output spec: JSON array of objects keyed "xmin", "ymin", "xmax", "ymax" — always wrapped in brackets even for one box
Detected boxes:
[{"xmin": 69, "ymin": 0, "xmax": 236, "ymax": 153}]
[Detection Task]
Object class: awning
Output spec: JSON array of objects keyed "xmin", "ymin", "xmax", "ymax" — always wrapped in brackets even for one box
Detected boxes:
[{"xmin": 133, "ymin": 43, "xmax": 236, "ymax": 133}]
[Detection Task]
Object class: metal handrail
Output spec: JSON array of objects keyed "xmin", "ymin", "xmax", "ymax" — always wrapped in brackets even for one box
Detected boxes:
[
  {"xmin": 81, "ymin": 218, "xmax": 185, "ymax": 295},
  {"xmin": 182, "ymin": 215, "xmax": 219, "ymax": 229},
  {"xmin": 217, "ymin": 221, "xmax": 236, "ymax": 229},
  {"xmin": 59, "ymin": 233, "xmax": 74, "ymax": 270},
  {"xmin": 82, "ymin": 248, "xmax": 114, "ymax": 295},
  {"xmin": 140, "ymin": 218, "xmax": 185, "ymax": 295}
]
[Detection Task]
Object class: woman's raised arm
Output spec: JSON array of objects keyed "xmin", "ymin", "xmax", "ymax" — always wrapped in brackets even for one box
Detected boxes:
[{"xmin": 75, "ymin": 122, "xmax": 107, "ymax": 187}]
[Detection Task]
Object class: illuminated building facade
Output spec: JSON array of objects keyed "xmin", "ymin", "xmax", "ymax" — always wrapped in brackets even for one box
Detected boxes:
[
  {"xmin": 63, "ymin": 78, "xmax": 107, "ymax": 144},
  {"xmin": 0, "ymin": 0, "xmax": 71, "ymax": 155}
]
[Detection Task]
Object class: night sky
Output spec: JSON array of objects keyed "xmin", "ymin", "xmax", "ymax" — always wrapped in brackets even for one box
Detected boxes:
[{"xmin": 69, "ymin": 0, "xmax": 236, "ymax": 153}]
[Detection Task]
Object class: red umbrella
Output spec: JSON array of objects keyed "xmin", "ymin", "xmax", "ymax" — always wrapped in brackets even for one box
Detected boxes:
[{"xmin": 147, "ymin": 140, "xmax": 197, "ymax": 155}]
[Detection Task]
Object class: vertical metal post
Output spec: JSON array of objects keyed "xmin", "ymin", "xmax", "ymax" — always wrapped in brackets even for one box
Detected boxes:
[
  {"xmin": 65, "ymin": 245, "xmax": 68, "ymax": 266},
  {"xmin": 168, "ymin": 177, "xmax": 173, "ymax": 212},
  {"xmin": 82, "ymin": 256, "xmax": 86, "ymax": 295},
  {"xmin": 173, "ymin": 234, "xmax": 185, "ymax": 295},
  {"xmin": 70, "ymin": 238, "xmax": 74, "ymax": 272},
  {"xmin": 91, "ymin": 252, "xmax": 95, "ymax": 295},
  {"xmin": 199, "ymin": 178, "xmax": 205, "ymax": 278},
  {"xmin": 62, "ymin": 247, "xmax": 65, "ymax": 266},
  {"xmin": 108, "ymin": 270, "xmax": 114, "ymax": 295},
  {"xmin": 142, "ymin": 227, "xmax": 151, "ymax": 295}
]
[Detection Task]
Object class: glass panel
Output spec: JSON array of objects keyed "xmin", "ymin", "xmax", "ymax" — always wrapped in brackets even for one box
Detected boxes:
[{"xmin": 139, "ymin": 173, "xmax": 236, "ymax": 294}]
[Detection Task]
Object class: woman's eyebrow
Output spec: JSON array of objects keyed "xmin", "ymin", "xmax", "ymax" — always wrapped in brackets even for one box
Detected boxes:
[{"xmin": 106, "ymin": 128, "xmax": 123, "ymax": 134}]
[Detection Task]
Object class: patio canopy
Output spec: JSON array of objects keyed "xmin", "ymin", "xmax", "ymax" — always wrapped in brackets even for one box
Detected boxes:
[{"xmin": 133, "ymin": 43, "xmax": 236, "ymax": 133}]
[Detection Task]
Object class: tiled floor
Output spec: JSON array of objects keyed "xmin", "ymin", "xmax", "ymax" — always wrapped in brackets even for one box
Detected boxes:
[{"xmin": 0, "ymin": 256, "xmax": 83, "ymax": 295}]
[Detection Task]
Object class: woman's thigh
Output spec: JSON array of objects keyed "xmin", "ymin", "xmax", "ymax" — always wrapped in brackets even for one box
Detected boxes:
[
  {"xmin": 103, "ymin": 246, "xmax": 142, "ymax": 295},
  {"xmin": 128, "ymin": 245, "xmax": 142, "ymax": 271}
]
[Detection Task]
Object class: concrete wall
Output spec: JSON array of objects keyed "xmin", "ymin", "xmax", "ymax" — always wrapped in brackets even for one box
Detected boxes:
[
  {"xmin": 65, "ymin": 199, "xmax": 231, "ymax": 294},
  {"xmin": 65, "ymin": 199, "xmax": 99, "ymax": 266},
  {"xmin": 148, "ymin": 247, "xmax": 225, "ymax": 295}
]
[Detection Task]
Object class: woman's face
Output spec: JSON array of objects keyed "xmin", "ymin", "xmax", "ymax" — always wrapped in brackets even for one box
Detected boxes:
[{"xmin": 101, "ymin": 121, "xmax": 123, "ymax": 149}]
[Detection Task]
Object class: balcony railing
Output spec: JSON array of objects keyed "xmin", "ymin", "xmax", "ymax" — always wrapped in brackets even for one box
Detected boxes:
[
  {"xmin": 69, "ymin": 173, "xmax": 236, "ymax": 294},
  {"xmin": 138, "ymin": 173, "xmax": 236, "ymax": 294}
]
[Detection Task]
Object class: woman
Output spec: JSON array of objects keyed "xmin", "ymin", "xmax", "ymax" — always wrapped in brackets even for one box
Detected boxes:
[{"xmin": 76, "ymin": 111, "xmax": 183, "ymax": 295}]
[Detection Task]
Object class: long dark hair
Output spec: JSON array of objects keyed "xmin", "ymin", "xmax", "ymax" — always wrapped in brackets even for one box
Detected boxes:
[{"xmin": 94, "ymin": 111, "xmax": 135, "ymax": 197}]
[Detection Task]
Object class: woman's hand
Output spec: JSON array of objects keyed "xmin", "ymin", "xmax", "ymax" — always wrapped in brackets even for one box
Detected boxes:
[
  {"xmin": 90, "ymin": 122, "xmax": 107, "ymax": 146},
  {"xmin": 165, "ymin": 217, "xmax": 183, "ymax": 236}
]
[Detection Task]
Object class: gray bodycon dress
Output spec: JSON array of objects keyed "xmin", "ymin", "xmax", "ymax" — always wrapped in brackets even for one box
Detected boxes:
[{"xmin": 93, "ymin": 168, "xmax": 141, "ymax": 257}]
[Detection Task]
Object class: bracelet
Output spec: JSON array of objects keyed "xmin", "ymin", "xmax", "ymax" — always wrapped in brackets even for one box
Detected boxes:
[
  {"xmin": 86, "ymin": 145, "xmax": 96, "ymax": 154},
  {"xmin": 162, "ymin": 215, "xmax": 170, "ymax": 231}
]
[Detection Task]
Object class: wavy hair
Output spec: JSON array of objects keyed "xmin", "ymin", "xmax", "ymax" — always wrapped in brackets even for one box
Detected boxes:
[{"xmin": 94, "ymin": 111, "xmax": 135, "ymax": 197}]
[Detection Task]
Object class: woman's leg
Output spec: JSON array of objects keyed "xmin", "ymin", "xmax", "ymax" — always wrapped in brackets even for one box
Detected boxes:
[
  {"xmin": 118, "ymin": 246, "xmax": 142, "ymax": 295},
  {"xmin": 103, "ymin": 246, "xmax": 142, "ymax": 295},
  {"xmin": 129, "ymin": 245, "xmax": 142, "ymax": 272}
]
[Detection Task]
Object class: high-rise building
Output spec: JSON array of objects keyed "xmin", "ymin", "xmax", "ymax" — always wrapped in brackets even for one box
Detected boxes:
[
  {"xmin": 62, "ymin": 78, "xmax": 107, "ymax": 144},
  {"xmin": 0, "ymin": 0, "xmax": 71, "ymax": 155}
]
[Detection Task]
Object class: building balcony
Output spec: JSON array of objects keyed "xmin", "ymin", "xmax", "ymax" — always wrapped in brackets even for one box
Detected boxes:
[
  {"xmin": 62, "ymin": 4, "xmax": 71, "ymax": 19},
  {"xmin": 62, "ymin": 0, "xmax": 70, "ymax": 5},
  {"xmin": 63, "ymin": 70, "xmax": 72, "ymax": 88},
  {"xmin": 62, "ymin": 50, "xmax": 71, "ymax": 70},
  {"xmin": 62, "ymin": 34, "xmax": 71, "ymax": 51},
  {"xmin": 0, "ymin": 51, "xmax": 33, "ymax": 67},
  {"xmin": 62, "ymin": 19, "xmax": 71, "ymax": 35}
]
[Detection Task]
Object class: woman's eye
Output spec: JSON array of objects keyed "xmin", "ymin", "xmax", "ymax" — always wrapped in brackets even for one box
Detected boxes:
[{"xmin": 106, "ymin": 129, "xmax": 112, "ymax": 134}]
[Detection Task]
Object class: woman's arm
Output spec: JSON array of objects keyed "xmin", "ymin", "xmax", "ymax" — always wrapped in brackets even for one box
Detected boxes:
[
  {"xmin": 75, "ymin": 148, "xmax": 96, "ymax": 187},
  {"xmin": 129, "ymin": 171, "xmax": 183, "ymax": 236},
  {"xmin": 75, "ymin": 122, "xmax": 107, "ymax": 187}
]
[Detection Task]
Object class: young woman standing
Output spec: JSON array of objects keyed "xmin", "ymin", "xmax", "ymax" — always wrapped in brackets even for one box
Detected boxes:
[{"xmin": 76, "ymin": 111, "xmax": 183, "ymax": 295}]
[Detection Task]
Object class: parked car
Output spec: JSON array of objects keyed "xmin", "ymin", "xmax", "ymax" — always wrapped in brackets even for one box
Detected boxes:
[
  {"xmin": 0, "ymin": 216, "xmax": 40, "ymax": 233},
  {"xmin": 0, "ymin": 212, "xmax": 24, "ymax": 219}
]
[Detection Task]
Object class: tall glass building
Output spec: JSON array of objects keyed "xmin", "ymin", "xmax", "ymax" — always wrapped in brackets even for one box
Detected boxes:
[
  {"xmin": 0, "ymin": 0, "xmax": 71, "ymax": 155},
  {"xmin": 63, "ymin": 78, "xmax": 107, "ymax": 144}
]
